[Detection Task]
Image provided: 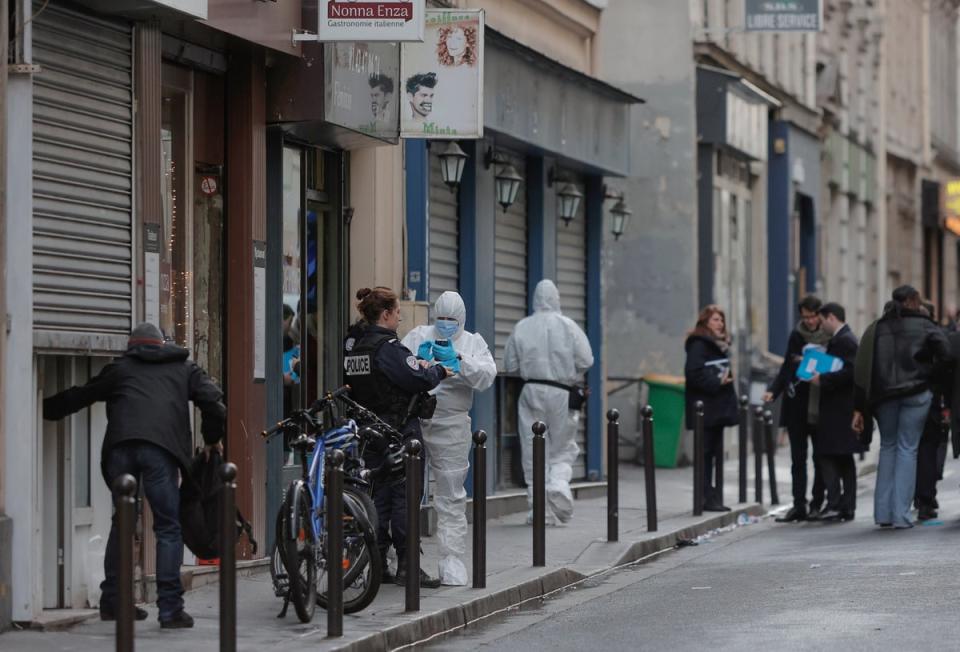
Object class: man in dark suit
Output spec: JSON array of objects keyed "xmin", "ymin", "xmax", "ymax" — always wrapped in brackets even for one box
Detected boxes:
[{"xmin": 811, "ymin": 303, "xmax": 861, "ymax": 522}]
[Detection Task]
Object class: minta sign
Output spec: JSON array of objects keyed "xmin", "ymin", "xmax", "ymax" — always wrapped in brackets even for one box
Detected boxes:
[{"xmin": 320, "ymin": 0, "xmax": 425, "ymax": 42}]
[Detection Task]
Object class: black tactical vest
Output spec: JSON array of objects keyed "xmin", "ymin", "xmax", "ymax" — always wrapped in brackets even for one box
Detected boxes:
[{"xmin": 343, "ymin": 329, "xmax": 411, "ymax": 425}]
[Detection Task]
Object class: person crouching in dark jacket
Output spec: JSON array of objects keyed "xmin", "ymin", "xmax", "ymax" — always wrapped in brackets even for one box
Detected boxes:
[
  {"xmin": 810, "ymin": 303, "xmax": 861, "ymax": 522},
  {"xmin": 684, "ymin": 305, "xmax": 739, "ymax": 512},
  {"xmin": 853, "ymin": 285, "xmax": 952, "ymax": 528},
  {"xmin": 43, "ymin": 323, "xmax": 226, "ymax": 628}
]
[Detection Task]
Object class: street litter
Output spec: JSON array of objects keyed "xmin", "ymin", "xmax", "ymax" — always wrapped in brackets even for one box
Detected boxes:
[{"xmin": 809, "ymin": 564, "xmax": 821, "ymax": 569}]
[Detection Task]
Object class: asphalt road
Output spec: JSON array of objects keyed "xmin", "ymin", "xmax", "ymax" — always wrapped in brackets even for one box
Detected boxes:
[{"xmin": 425, "ymin": 459, "xmax": 960, "ymax": 652}]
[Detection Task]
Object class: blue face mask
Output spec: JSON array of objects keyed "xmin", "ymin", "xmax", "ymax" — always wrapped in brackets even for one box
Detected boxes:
[{"xmin": 435, "ymin": 318, "xmax": 459, "ymax": 339}]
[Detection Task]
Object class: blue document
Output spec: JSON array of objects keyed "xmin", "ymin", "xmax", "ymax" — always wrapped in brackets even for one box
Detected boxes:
[{"xmin": 796, "ymin": 348, "xmax": 843, "ymax": 381}]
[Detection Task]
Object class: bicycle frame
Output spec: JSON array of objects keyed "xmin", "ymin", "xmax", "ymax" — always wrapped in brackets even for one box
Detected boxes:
[{"xmin": 301, "ymin": 421, "xmax": 360, "ymax": 541}]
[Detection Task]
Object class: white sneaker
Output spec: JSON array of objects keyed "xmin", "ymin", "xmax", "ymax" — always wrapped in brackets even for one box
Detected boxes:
[{"xmin": 525, "ymin": 510, "xmax": 558, "ymax": 526}]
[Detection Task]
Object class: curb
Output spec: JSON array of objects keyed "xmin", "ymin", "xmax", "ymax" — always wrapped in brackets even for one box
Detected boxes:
[{"xmin": 327, "ymin": 504, "xmax": 765, "ymax": 652}]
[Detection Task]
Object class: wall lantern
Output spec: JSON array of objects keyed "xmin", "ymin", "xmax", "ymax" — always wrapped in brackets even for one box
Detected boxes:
[
  {"xmin": 556, "ymin": 182, "xmax": 584, "ymax": 226},
  {"xmin": 485, "ymin": 147, "xmax": 523, "ymax": 212},
  {"xmin": 438, "ymin": 141, "xmax": 468, "ymax": 190},
  {"xmin": 605, "ymin": 187, "xmax": 632, "ymax": 240}
]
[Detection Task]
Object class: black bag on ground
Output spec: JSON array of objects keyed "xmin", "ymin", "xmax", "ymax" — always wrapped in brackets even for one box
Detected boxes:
[{"xmin": 180, "ymin": 449, "xmax": 257, "ymax": 559}]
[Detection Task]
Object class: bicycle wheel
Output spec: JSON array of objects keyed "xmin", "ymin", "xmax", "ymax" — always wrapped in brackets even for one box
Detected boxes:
[
  {"xmin": 317, "ymin": 485, "xmax": 382, "ymax": 614},
  {"xmin": 282, "ymin": 483, "xmax": 318, "ymax": 623}
]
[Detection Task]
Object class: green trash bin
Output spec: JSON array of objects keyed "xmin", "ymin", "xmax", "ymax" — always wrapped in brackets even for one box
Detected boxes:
[{"xmin": 643, "ymin": 374, "xmax": 686, "ymax": 468}]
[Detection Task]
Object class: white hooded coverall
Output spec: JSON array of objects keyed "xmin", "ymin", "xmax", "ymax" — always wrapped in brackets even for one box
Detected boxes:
[
  {"xmin": 504, "ymin": 280, "xmax": 594, "ymax": 523},
  {"xmin": 402, "ymin": 292, "xmax": 497, "ymax": 585}
]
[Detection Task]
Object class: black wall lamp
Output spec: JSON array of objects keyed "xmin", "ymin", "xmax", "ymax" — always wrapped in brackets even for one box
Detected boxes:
[{"xmin": 484, "ymin": 147, "xmax": 523, "ymax": 212}]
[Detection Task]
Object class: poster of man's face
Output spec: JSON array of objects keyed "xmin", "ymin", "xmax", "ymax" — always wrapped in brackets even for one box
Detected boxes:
[
  {"xmin": 369, "ymin": 73, "xmax": 394, "ymax": 121},
  {"xmin": 406, "ymin": 72, "xmax": 437, "ymax": 122}
]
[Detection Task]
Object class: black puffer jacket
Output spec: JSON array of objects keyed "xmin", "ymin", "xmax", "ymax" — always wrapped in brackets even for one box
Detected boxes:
[
  {"xmin": 684, "ymin": 335, "xmax": 739, "ymax": 429},
  {"xmin": 43, "ymin": 342, "xmax": 226, "ymax": 481},
  {"xmin": 871, "ymin": 308, "xmax": 952, "ymax": 403}
]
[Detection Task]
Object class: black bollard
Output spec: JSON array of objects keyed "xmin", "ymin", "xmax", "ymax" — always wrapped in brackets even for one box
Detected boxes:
[
  {"xmin": 607, "ymin": 409, "xmax": 620, "ymax": 542},
  {"xmin": 641, "ymin": 405, "xmax": 658, "ymax": 532},
  {"xmin": 738, "ymin": 395, "xmax": 749, "ymax": 504},
  {"xmin": 219, "ymin": 463, "xmax": 238, "ymax": 652},
  {"xmin": 113, "ymin": 474, "xmax": 137, "ymax": 652},
  {"xmin": 532, "ymin": 421, "xmax": 546, "ymax": 567},
  {"xmin": 472, "ymin": 430, "xmax": 487, "ymax": 589},
  {"xmin": 326, "ymin": 450, "xmax": 345, "ymax": 636},
  {"xmin": 764, "ymin": 411, "xmax": 780, "ymax": 506},
  {"xmin": 753, "ymin": 406, "xmax": 764, "ymax": 504},
  {"xmin": 693, "ymin": 400, "xmax": 705, "ymax": 516},
  {"xmin": 404, "ymin": 439, "xmax": 422, "ymax": 612}
]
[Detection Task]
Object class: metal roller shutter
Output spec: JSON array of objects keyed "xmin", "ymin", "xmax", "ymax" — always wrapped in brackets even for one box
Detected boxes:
[
  {"xmin": 555, "ymin": 177, "xmax": 588, "ymax": 480},
  {"xmin": 493, "ymin": 152, "xmax": 528, "ymax": 366},
  {"xmin": 428, "ymin": 151, "xmax": 459, "ymax": 305},
  {"xmin": 32, "ymin": 3, "xmax": 134, "ymax": 336}
]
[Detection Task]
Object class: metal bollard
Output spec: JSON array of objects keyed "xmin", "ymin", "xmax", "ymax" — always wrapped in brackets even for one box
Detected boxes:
[
  {"xmin": 764, "ymin": 411, "xmax": 780, "ymax": 506},
  {"xmin": 113, "ymin": 474, "xmax": 137, "ymax": 652},
  {"xmin": 753, "ymin": 406, "xmax": 764, "ymax": 504},
  {"xmin": 326, "ymin": 450, "xmax": 345, "ymax": 636},
  {"xmin": 472, "ymin": 430, "xmax": 487, "ymax": 590},
  {"xmin": 404, "ymin": 439, "xmax": 422, "ymax": 612},
  {"xmin": 641, "ymin": 405, "xmax": 658, "ymax": 532},
  {"xmin": 738, "ymin": 395, "xmax": 749, "ymax": 504},
  {"xmin": 693, "ymin": 401, "xmax": 705, "ymax": 516},
  {"xmin": 219, "ymin": 463, "xmax": 238, "ymax": 652},
  {"xmin": 607, "ymin": 409, "xmax": 620, "ymax": 542},
  {"xmin": 532, "ymin": 421, "xmax": 547, "ymax": 567}
]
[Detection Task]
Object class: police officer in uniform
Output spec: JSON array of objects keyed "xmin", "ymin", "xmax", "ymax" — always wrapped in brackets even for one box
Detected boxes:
[{"xmin": 344, "ymin": 287, "xmax": 450, "ymax": 587}]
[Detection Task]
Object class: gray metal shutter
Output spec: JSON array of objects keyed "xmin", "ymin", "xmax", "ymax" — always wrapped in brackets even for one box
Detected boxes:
[
  {"xmin": 428, "ymin": 151, "xmax": 459, "ymax": 305},
  {"xmin": 493, "ymin": 152, "xmax": 528, "ymax": 366},
  {"xmin": 555, "ymin": 177, "xmax": 588, "ymax": 480},
  {"xmin": 32, "ymin": 4, "xmax": 134, "ymax": 335}
]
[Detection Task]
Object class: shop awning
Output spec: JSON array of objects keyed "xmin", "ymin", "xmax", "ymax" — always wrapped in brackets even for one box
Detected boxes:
[{"xmin": 484, "ymin": 29, "xmax": 644, "ymax": 178}]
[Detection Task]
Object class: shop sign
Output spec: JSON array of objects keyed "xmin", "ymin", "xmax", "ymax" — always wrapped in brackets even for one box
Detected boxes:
[
  {"xmin": 320, "ymin": 0, "xmax": 425, "ymax": 42},
  {"xmin": 745, "ymin": 0, "xmax": 822, "ymax": 32},
  {"xmin": 152, "ymin": 0, "xmax": 207, "ymax": 18},
  {"xmin": 945, "ymin": 180, "xmax": 960, "ymax": 235},
  {"xmin": 324, "ymin": 42, "xmax": 401, "ymax": 140},
  {"xmin": 400, "ymin": 9, "xmax": 484, "ymax": 139}
]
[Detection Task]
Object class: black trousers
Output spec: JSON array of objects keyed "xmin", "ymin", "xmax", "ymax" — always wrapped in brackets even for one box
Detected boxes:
[
  {"xmin": 373, "ymin": 479, "xmax": 408, "ymax": 560},
  {"xmin": 787, "ymin": 424, "xmax": 826, "ymax": 510},
  {"xmin": 704, "ymin": 425, "xmax": 725, "ymax": 506},
  {"xmin": 916, "ymin": 421, "xmax": 947, "ymax": 509},
  {"xmin": 820, "ymin": 454, "xmax": 857, "ymax": 515}
]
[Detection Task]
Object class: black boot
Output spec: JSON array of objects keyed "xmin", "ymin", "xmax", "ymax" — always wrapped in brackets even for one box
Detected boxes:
[
  {"xmin": 394, "ymin": 558, "xmax": 441, "ymax": 588},
  {"xmin": 775, "ymin": 506, "xmax": 808, "ymax": 523}
]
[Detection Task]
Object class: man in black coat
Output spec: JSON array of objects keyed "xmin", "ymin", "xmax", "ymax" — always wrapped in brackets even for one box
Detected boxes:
[
  {"xmin": 764, "ymin": 296, "xmax": 830, "ymax": 522},
  {"xmin": 811, "ymin": 303, "xmax": 861, "ymax": 521},
  {"xmin": 43, "ymin": 323, "xmax": 225, "ymax": 628}
]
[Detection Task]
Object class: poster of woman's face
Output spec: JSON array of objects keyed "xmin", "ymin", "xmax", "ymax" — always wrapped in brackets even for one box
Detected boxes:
[{"xmin": 400, "ymin": 9, "xmax": 484, "ymax": 138}]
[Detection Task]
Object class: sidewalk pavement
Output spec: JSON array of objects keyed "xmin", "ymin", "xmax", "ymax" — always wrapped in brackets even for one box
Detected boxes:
[{"xmin": 2, "ymin": 440, "xmax": 878, "ymax": 652}]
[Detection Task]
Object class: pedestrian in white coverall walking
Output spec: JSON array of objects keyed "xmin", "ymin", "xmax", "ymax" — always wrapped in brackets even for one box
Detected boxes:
[
  {"xmin": 402, "ymin": 291, "xmax": 497, "ymax": 585},
  {"xmin": 504, "ymin": 280, "xmax": 594, "ymax": 524}
]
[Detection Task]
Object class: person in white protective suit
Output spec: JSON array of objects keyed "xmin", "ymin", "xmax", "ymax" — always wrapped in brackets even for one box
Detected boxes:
[
  {"xmin": 402, "ymin": 291, "xmax": 498, "ymax": 585},
  {"xmin": 504, "ymin": 280, "xmax": 594, "ymax": 524}
]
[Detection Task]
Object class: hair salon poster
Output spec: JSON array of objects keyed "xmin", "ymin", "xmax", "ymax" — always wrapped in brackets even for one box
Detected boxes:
[{"xmin": 400, "ymin": 9, "xmax": 484, "ymax": 139}]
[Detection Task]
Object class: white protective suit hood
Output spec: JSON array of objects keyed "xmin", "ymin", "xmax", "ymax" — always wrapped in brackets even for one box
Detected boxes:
[
  {"xmin": 433, "ymin": 291, "xmax": 467, "ymax": 338},
  {"xmin": 533, "ymin": 280, "xmax": 561, "ymax": 313}
]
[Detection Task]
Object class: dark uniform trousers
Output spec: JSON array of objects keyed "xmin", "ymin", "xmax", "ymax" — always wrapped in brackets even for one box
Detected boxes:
[{"xmin": 916, "ymin": 418, "xmax": 947, "ymax": 509}]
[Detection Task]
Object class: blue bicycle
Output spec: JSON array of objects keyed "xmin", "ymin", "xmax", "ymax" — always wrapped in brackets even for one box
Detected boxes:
[{"xmin": 262, "ymin": 387, "xmax": 383, "ymax": 622}]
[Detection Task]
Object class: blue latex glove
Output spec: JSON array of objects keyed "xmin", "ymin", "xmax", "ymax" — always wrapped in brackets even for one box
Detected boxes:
[
  {"xmin": 439, "ymin": 356, "xmax": 461, "ymax": 374},
  {"xmin": 432, "ymin": 340, "xmax": 457, "ymax": 363},
  {"xmin": 417, "ymin": 340, "xmax": 435, "ymax": 361}
]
